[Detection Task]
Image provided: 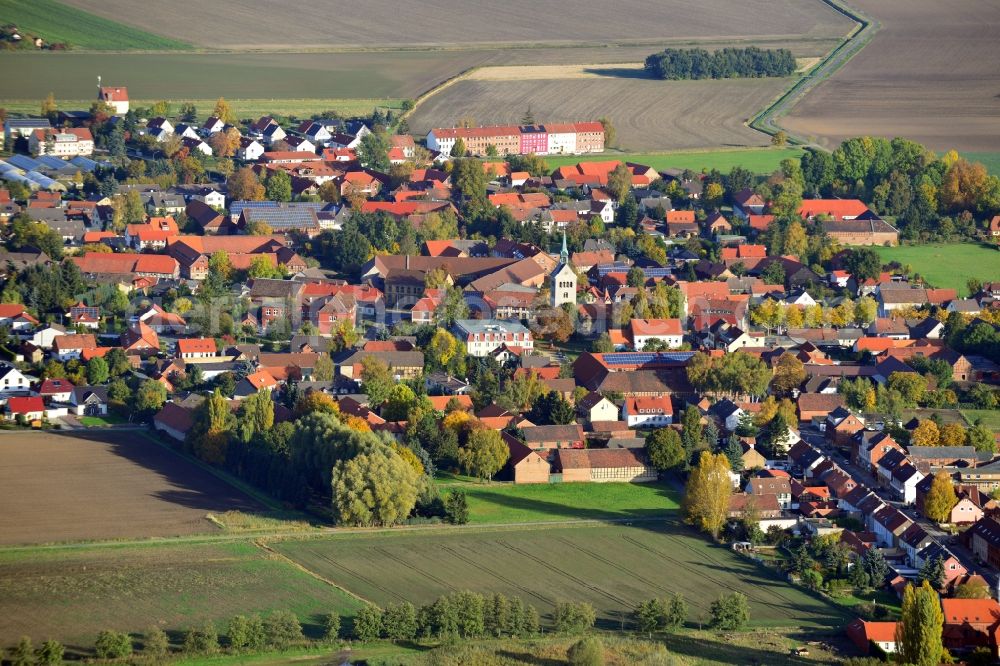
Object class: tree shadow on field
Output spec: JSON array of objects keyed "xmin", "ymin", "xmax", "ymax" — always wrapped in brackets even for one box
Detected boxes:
[
  {"xmin": 47, "ymin": 428, "xmax": 262, "ymax": 514},
  {"xmin": 661, "ymin": 632, "xmax": 825, "ymax": 666},
  {"xmin": 467, "ymin": 484, "xmax": 681, "ymax": 527},
  {"xmin": 583, "ymin": 66, "xmax": 656, "ymax": 80}
]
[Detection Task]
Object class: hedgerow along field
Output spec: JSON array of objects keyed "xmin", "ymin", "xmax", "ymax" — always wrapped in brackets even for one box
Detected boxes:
[
  {"xmin": 0, "ymin": 430, "xmax": 264, "ymax": 545},
  {"xmin": 0, "ymin": 540, "xmax": 364, "ymax": 651},
  {"xmin": 873, "ymin": 243, "xmax": 1000, "ymax": 294},
  {"xmin": 0, "ymin": 0, "xmax": 191, "ymax": 50},
  {"xmin": 273, "ymin": 523, "xmax": 848, "ymax": 629},
  {"xmin": 59, "ymin": 0, "xmax": 855, "ymax": 50}
]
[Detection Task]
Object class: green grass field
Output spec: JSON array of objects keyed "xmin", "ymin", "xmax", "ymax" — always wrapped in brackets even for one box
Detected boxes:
[
  {"xmin": 874, "ymin": 243, "xmax": 1000, "ymax": 293},
  {"xmin": 0, "ymin": 540, "xmax": 363, "ymax": 648},
  {"xmin": 274, "ymin": 523, "xmax": 847, "ymax": 630},
  {"xmin": 437, "ymin": 479, "xmax": 679, "ymax": 524},
  {"xmin": 962, "ymin": 152, "xmax": 1000, "ymax": 176},
  {"xmin": 543, "ymin": 147, "xmax": 804, "ymax": 175},
  {"xmin": 961, "ymin": 409, "xmax": 1000, "ymax": 432},
  {"xmin": 0, "ymin": 0, "xmax": 191, "ymax": 50},
  {"xmin": 79, "ymin": 414, "xmax": 125, "ymax": 427}
]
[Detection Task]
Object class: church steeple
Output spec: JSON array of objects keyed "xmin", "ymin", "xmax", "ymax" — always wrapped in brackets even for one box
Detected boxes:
[{"xmin": 559, "ymin": 230, "xmax": 569, "ymax": 264}]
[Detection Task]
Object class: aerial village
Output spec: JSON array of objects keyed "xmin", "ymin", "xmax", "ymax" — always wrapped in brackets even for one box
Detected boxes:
[{"xmin": 3, "ymin": 84, "xmax": 1000, "ymax": 661}]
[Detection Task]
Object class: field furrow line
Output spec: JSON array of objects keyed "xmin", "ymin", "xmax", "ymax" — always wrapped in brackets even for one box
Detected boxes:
[
  {"xmin": 438, "ymin": 544, "xmax": 553, "ymax": 606},
  {"xmin": 496, "ymin": 539, "xmax": 632, "ymax": 608},
  {"xmin": 620, "ymin": 536, "xmax": 790, "ymax": 614},
  {"xmin": 552, "ymin": 535, "xmax": 673, "ymax": 597},
  {"xmin": 371, "ymin": 546, "xmax": 459, "ymax": 594}
]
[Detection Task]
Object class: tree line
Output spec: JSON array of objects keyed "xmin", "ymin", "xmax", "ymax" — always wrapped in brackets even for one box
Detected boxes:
[{"xmin": 644, "ymin": 46, "xmax": 796, "ymax": 80}]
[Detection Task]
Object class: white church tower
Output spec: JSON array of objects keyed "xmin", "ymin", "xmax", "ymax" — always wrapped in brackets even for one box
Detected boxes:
[{"xmin": 550, "ymin": 231, "xmax": 576, "ymax": 308}]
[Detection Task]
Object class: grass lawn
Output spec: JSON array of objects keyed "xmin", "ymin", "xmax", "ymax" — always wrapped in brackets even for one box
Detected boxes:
[
  {"xmin": 0, "ymin": 0, "xmax": 191, "ymax": 50},
  {"xmin": 874, "ymin": 243, "xmax": 1000, "ymax": 293},
  {"xmin": 963, "ymin": 152, "xmax": 1000, "ymax": 176},
  {"xmin": 543, "ymin": 147, "xmax": 805, "ymax": 175},
  {"xmin": 79, "ymin": 414, "xmax": 125, "ymax": 427},
  {"xmin": 961, "ymin": 409, "xmax": 1000, "ymax": 432},
  {"xmin": 274, "ymin": 523, "xmax": 847, "ymax": 629},
  {"xmin": 436, "ymin": 478, "xmax": 679, "ymax": 524}
]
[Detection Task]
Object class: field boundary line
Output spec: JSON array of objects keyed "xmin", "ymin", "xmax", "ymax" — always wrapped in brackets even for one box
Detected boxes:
[
  {"xmin": 254, "ymin": 540, "xmax": 377, "ymax": 607},
  {"xmin": 749, "ymin": 0, "xmax": 879, "ymax": 145}
]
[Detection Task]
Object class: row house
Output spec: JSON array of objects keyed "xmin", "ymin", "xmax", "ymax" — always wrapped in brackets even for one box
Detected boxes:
[{"xmin": 426, "ymin": 121, "xmax": 604, "ymax": 157}]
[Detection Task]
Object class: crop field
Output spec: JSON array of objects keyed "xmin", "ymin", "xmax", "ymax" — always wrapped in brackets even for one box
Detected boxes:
[
  {"xmin": 963, "ymin": 152, "xmax": 1000, "ymax": 177},
  {"xmin": 0, "ymin": 430, "xmax": 262, "ymax": 545},
  {"xmin": 437, "ymin": 479, "xmax": 680, "ymax": 524},
  {"xmin": 782, "ymin": 0, "xmax": 1000, "ymax": 152},
  {"xmin": 543, "ymin": 148, "xmax": 806, "ymax": 175},
  {"xmin": 409, "ymin": 76, "xmax": 795, "ymax": 151},
  {"xmin": 0, "ymin": 0, "xmax": 191, "ymax": 50},
  {"xmin": 873, "ymin": 243, "xmax": 1000, "ymax": 293},
  {"xmin": 0, "ymin": 541, "xmax": 362, "ymax": 649},
  {"xmin": 60, "ymin": 0, "xmax": 853, "ymax": 50},
  {"xmin": 274, "ymin": 523, "xmax": 847, "ymax": 629}
]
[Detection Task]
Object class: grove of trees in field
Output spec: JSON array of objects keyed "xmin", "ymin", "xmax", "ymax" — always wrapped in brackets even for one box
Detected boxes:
[{"xmin": 644, "ymin": 46, "xmax": 796, "ymax": 80}]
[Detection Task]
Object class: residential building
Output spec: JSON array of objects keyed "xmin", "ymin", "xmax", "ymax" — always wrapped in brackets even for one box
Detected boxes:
[
  {"xmin": 29, "ymin": 128, "xmax": 94, "ymax": 157},
  {"xmin": 621, "ymin": 396, "xmax": 673, "ymax": 428},
  {"xmin": 454, "ymin": 319, "xmax": 533, "ymax": 357},
  {"xmin": 98, "ymin": 85, "xmax": 129, "ymax": 114}
]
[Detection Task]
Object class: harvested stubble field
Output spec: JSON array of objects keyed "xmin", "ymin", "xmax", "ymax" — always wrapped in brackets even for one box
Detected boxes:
[
  {"xmin": 0, "ymin": 430, "xmax": 261, "ymax": 545},
  {"xmin": 409, "ymin": 75, "xmax": 794, "ymax": 151},
  {"xmin": 60, "ymin": 0, "xmax": 853, "ymax": 50},
  {"xmin": 0, "ymin": 541, "xmax": 363, "ymax": 649},
  {"xmin": 274, "ymin": 523, "xmax": 847, "ymax": 629},
  {"xmin": 782, "ymin": 0, "xmax": 1000, "ymax": 152}
]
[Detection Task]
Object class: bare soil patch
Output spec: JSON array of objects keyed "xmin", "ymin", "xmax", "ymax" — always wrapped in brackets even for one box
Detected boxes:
[
  {"xmin": 782, "ymin": 0, "xmax": 1000, "ymax": 151},
  {"xmin": 0, "ymin": 430, "xmax": 261, "ymax": 545},
  {"xmin": 409, "ymin": 76, "xmax": 792, "ymax": 151},
  {"xmin": 60, "ymin": 0, "xmax": 853, "ymax": 50}
]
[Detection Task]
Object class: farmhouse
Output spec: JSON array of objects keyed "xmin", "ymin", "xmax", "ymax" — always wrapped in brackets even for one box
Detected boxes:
[
  {"xmin": 555, "ymin": 448, "xmax": 657, "ymax": 483},
  {"xmin": 29, "ymin": 128, "xmax": 94, "ymax": 158}
]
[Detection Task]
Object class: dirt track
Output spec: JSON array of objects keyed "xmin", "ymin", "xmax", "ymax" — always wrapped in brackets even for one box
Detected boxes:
[{"xmin": 0, "ymin": 430, "xmax": 261, "ymax": 545}]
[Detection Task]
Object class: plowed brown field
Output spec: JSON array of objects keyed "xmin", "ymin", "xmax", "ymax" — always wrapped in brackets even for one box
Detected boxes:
[
  {"xmin": 408, "ymin": 76, "xmax": 793, "ymax": 151},
  {"xmin": 60, "ymin": 0, "xmax": 853, "ymax": 50},
  {"xmin": 782, "ymin": 0, "xmax": 1000, "ymax": 152},
  {"xmin": 0, "ymin": 430, "xmax": 260, "ymax": 545}
]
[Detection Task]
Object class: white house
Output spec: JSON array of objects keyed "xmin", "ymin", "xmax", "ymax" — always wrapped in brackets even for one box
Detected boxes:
[
  {"xmin": 545, "ymin": 123, "xmax": 577, "ymax": 155},
  {"xmin": 71, "ymin": 386, "xmax": 108, "ymax": 416},
  {"xmin": 173, "ymin": 124, "xmax": 200, "ymax": 140},
  {"xmin": 708, "ymin": 398, "xmax": 744, "ymax": 432},
  {"xmin": 200, "ymin": 116, "xmax": 225, "ymax": 136},
  {"xmin": 891, "ymin": 463, "xmax": 925, "ymax": 505},
  {"xmin": 191, "ymin": 187, "xmax": 226, "ymax": 209},
  {"xmin": 784, "ymin": 290, "xmax": 816, "ymax": 308},
  {"xmin": 0, "ymin": 304, "xmax": 38, "ymax": 331},
  {"xmin": 98, "ymin": 86, "xmax": 129, "ymax": 114},
  {"xmin": 238, "ymin": 138, "xmax": 265, "ymax": 162},
  {"xmin": 30, "ymin": 324, "xmax": 67, "ymax": 349},
  {"xmin": 0, "ymin": 364, "xmax": 32, "ymax": 395},
  {"xmin": 262, "ymin": 124, "xmax": 286, "ymax": 146},
  {"xmin": 578, "ymin": 392, "xmax": 620, "ymax": 423},
  {"xmin": 29, "ymin": 128, "xmax": 94, "ymax": 158},
  {"xmin": 182, "ymin": 137, "xmax": 213, "ymax": 157},
  {"xmin": 630, "ymin": 318, "xmax": 683, "ymax": 350},
  {"xmin": 453, "ymin": 319, "xmax": 533, "ymax": 357},
  {"xmin": 621, "ymin": 396, "xmax": 673, "ymax": 428}
]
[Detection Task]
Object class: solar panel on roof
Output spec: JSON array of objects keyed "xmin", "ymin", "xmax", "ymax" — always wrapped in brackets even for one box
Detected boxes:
[{"xmin": 602, "ymin": 352, "xmax": 694, "ymax": 365}]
